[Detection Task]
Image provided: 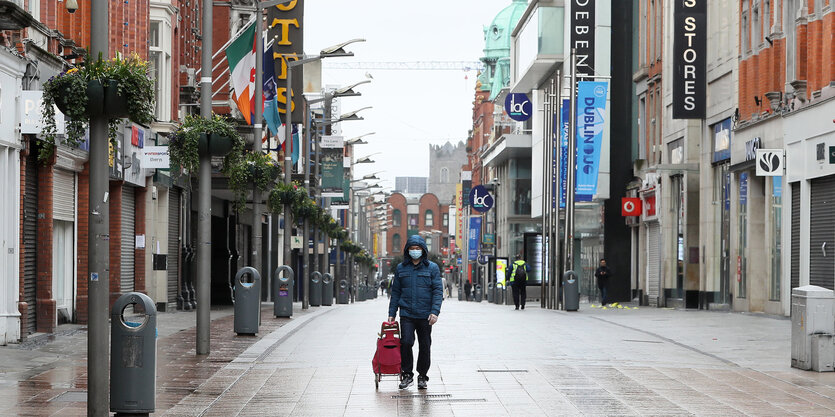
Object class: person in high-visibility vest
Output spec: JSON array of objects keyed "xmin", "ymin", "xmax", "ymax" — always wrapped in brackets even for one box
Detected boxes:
[{"xmin": 507, "ymin": 254, "xmax": 529, "ymax": 310}]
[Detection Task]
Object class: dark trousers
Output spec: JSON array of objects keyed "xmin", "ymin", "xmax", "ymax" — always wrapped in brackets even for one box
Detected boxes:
[
  {"xmin": 512, "ymin": 284, "xmax": 527, "ymax": 308},
  {"xmin": 597, "ymin": 278, "xmax": 609, "ymax": 305},
  {"xmin": 400, "ymin": 316, "xmax": 432, "ymax": 377}
]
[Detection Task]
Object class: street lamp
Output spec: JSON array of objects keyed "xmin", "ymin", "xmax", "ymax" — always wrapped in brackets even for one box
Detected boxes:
[
  {"xmin": 346, "ymin": 132, "xmax": 375, "ymax": 145},
  {"xmin": 282, "ymin": 39, "xmax": 365, "ymax": 304}
]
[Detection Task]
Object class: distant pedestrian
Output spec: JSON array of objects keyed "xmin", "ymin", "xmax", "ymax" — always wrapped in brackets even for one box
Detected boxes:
[
  {"xmin": 388, "ymin": 235, "xmax": 443, "ymax": 390},
  {"xmin": 464, "ymin": 280, "xmax": 472, "ymax": 301},
  {"xmin": 595, "ymin": 259, "xmax": 612, "ymax": 306},
  {"xmin": 380, "ymin": 279, "xmax": 387, "ymax": 296},
  {"xmin": 508, "ymin": 254, "xmax": 529, "ymax": 310}
]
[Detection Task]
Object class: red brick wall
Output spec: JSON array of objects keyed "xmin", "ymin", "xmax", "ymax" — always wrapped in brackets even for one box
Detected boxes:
[
  {"xmin": 36, "ymin": 159, "xmax": 55, "ymax": 333},
  {"xmin": 76, "ymin": 164, "xmax": 89, "ymax": 324},
  {"xmin": 418, "ymin": 194, "xmax": 440, "ymax": 233},
  {"xmin": 386, "ymin": 193, "xmax": 407, "ymax": 255}
]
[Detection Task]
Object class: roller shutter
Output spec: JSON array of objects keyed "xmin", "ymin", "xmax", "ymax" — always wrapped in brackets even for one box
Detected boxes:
[
  {"xmin": 646, "ymin": 222, "xmax": 661, "ymax": 307},
  {"xmin": 167, "ymin": 189, "xmax": 181, "ymax": 307},
  {"xmin": 791, "ymin": 182, "xmax": 800, "ymax": 291},
  {"xmin": 53, "ymin": 169, "xmax": 75, "ymax": 221},
  {"xmin": 121, "ymin": 186, "xmax": 136, "ymax": 294},
  {"xmin": 23, "ymin": 150, "xmax": 38, "ymax": 335},
  {"xmin": 809, "ymin": 176, "xmax": 835, "ymax": 289}
]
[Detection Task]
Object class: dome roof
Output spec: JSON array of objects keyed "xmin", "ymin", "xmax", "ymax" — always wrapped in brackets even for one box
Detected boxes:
[{"xmin": 482, "ymin": 0, "xmax": 527, "ymax": 59}]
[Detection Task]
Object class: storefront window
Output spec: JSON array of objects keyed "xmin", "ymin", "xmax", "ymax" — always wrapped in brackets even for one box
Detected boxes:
[
  {"xmin": 509, "ymin": 158, "xmax": 532, "ymax": 215},
  {"xmin": 672, "ymin": 175, "xmax": 684, "ymax": 298},
  {"xmin": 738, "ymin": 172, "xmax": 748, "ymax": 298},
  {"xmin": 770, "ymin": 177, "xmax": 782, "ymax": 301}
]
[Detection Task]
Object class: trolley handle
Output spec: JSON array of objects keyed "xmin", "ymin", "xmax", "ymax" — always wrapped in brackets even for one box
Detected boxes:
[{"xmin": 380, "ymin": 321, "xmax": 400, "ymax": 337}]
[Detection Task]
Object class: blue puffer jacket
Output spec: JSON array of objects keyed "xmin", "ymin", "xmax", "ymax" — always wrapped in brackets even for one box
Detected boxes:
[{"xmin": 388, "ymin": 235, "xmax": 443, "ymax": 319}]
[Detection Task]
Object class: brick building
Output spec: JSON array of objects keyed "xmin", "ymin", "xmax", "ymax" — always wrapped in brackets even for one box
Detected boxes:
[{"xmin": 385, "ymin": 193, "xmax": 451, "ymax": 259}]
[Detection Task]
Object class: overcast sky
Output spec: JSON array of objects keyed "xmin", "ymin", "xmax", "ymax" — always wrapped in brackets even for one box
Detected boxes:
[{"xmin": 303, "ymin": 0, "xmax": 517, "ymax": 191}]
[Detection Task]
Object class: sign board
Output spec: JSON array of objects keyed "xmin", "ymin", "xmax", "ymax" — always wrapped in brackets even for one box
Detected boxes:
[
  {"xmin": 468, "ymin": 185, "xmax": 494, "ymax": 213},
  {"xmin": 483, "ymin": 233, "xmax": 495, "ymax": 245},
  {"xmin": 290, "ymin": 236, "xmax": 303, "ymax": 250},
  {"xmin": 495, "ymin": 258, "xmax": 508, "ymax": 288},
  {"xmin": 21, "ymin": 91, "xmax": 65, "ymax": 135},
  {"xmin": 755, "ymin": 149, "xmax": 784, "ymax": 176},
  {"xmin": 831, "ymin": 146, "xmax": 835, "ymax": 164},
  {"xmin": 504, "ymin": 93, "xmax": 531, "ymax": 122},
  {"xmin": 267, "ymin": 0, "xmax": 304, "ymax": 122},
  {"xmin": 143, "ymin": 146, "xmax": 170, "ymax": 168},
  {"xmin": 672, "ymin": 0, "xmax": 706, "ymax": 119},
  {"xmin": 570, "ymin": 0, "xmax": 596, "ymax": 79},
  {"xmin": 321, "ymin": 135, "xmax": 344, "ymax": 197},
  {"xmin": 621, "ymin": 197, "xmax": 642, "ymax": 216}
]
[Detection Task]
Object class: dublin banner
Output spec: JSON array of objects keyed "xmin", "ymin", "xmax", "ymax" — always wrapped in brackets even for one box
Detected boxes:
[
  {"xmin": 558, "ymin": 98, "xmax": 569, "ymax": 209},
  {"xmin": 320, "ymin": 135, "xmax": 344, "ymax": 198},
  {"xmin": 468, "ymin": 216, "xmax": 482, "ymax": 262},
  {"xmin": 575, "ymin": 81, "xmax": 608, "ymax": 202}
]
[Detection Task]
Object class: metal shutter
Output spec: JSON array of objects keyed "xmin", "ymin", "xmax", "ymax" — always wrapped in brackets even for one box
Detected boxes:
[
  {"xmin": 167, "ymin": 188, "xmax": 181, "ymax": 307},
  {"xmin": 53, "ymin": 169, "xmax": 75, "ymax": 221},
  {"xmin": 121, "ymin": 186, "xmax": 136, "ymax": 294},
  {"xmin": 791, "ymin": 182, "xmax": 800, "ymax": 291},
  {"xmin": 23, "ymin": 150, "xmax": 38, "ymax": 335},
  {"xmin": 647, "ymin": 222, "xmax": 661, "ymax": 307},
  {"xmin": 809, "ymin": 176, "xmax": 835, "ymax": 289}
]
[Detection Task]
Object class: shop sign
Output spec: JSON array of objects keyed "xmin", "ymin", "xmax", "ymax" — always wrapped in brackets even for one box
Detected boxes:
[
  {"xmin": 505, "ymin": 93, "xmax": 531, "ymax": 121},
  {"xmin": 643, "ymin": 193, "xmax": 657, "ymax": 218},
  {"xmin": 571, "ymin": 0, "xmax": 596, "ymax": 79},
  {"xmin": 468, "ymin": 185, "xmax": 494, "ymax": 213},
  {"xmin": 21, "ymin": 91, "xmax": 65, "ymax": 135},
  {"xmin": 621, "ymin": 197, "xmax": 642, "ymax": 216},
  {"xmin": 268, "ymin": 0, "xmax": 304, "ymax": 122},
  {"xmin": 672, "ymin": 0, "xmax": 706, "ymax": 119},
  {"xmin": 744, "ymin": 137, "xmax": 761, "ymax": 161},
  {"xmin": 755, "ymin": 149, "xmax": 783, "ymax": 176}
]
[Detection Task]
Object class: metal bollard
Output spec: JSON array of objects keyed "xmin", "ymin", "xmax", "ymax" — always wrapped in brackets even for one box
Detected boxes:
[
  {"xmin": 111, "ymin": 292, "xmax": 156, "ymax": 415},
  {"xmin": 487, "ymin": 282, "xmax": 495, "ymax": 303},
  {"xmin": 322, "ymin": 273, "xmax": 334, "ymax": 306},
  {"xmin": 234, "ymin": 267, "xmax": 261, "ymax": 335},
  {"xmin": 273, "ymin": 265, "xmax": 294, "ymax": 317},
  {"xmin": 309, "ymin": 271, "xmax": 322, "ymax": 307},
  {"xmin": 337, "ymin": 279, "xmax": 349, "ymax": 304}
]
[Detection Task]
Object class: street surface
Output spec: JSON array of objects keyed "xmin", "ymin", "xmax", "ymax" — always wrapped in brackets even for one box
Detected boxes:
[{"xmin": 3, "ymin": 294, "xmax": 835, "ymax": 416}]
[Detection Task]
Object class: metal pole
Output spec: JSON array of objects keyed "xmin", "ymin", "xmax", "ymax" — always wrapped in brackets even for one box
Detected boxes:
[
  {"xmin": 252, "ymin": 5, "xmax": 264, "ymax": 291},
  {"xmin": 302, "ymin": 107, "xmax": 310, "ymax": 310},
  {"xmin": 542, "ymin": 89, "xmax": 549, "ymax": 309},
  {"xmin": 283, "ymin": 64, "xmax": 293, "ymax": 279},
  {"xmin": 196, "ymin": 0, "xmax": 213, "ymax": 355},
  {"xmin": 88, "ymin": 0, "xmax": 109, "ymax": 413},
  {"xmin": 564, "ymin": 48, "xmax": 577, "ymax": 278}
]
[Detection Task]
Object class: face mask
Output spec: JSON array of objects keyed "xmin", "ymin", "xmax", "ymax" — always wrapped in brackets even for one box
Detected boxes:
[{"xmin": 409, "ymin": 249, "xmax": 423, "ymax": 260}]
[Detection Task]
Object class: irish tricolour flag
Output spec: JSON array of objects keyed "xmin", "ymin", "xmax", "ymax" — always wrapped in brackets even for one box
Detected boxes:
[{"xmin": 225, "ymin": 23, "xmax": 257, "ymax": 124}]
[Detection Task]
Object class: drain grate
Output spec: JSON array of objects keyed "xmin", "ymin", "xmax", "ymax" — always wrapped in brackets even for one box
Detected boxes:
[
  {"xmin": 391, "ymin": 393, "xmax": 452, "ymax": 399},
  {"xmin": 426, "ymin": 398, "xmax": 487, "ymax": 403},
  {"xmin": 477, "ymin": 369, "xmax": 528, "ymax": 373},
  {"xmin": 50, "ymin": 391, "xmax": 87, "ymax": 403}
]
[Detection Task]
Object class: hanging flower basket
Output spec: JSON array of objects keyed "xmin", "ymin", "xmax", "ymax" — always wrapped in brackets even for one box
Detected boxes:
[
  {"xmin": 225, "ymin": 151, "xmax": 280, "ymax": 212},
  {"xmin": 169, "ymin": 114, "xmax": 244, "ymax": 175},
  {"xmin": 198, "ymin": 133, "xmax": 236, "ymax": 157},
  {"xmin": 40, "ymin": 53, "xmax": 155, "ymax": 162}
]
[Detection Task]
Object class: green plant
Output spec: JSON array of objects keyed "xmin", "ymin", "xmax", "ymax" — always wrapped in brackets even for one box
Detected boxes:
[
  {"xmin": 169, "ymin": 113, "xmax": 243, "ymax": 175},
  {"xmin": 225, "ymin": 150, "xmax": 279, "ymax": 212},
  {"xmin": 40, "ymin": 53, "xmax": 155, "ymax": 162}
]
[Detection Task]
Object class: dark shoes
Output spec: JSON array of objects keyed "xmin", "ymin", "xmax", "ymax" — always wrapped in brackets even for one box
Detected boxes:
[
  {"xmin": 417, "ymin": 375, "xmax": 428, "ymax": 390},
  {"xmin": 515, "ymin": 306, "xmax": 519, "ymax": 310},
  {"xmin": 399, "ymin": 374, "xmax": 414, "ymax": 389}
]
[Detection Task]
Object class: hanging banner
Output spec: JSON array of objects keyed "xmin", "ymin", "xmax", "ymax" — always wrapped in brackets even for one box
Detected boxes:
[
  {"xmin": 455, "ymin": 184, "xmax": 464, "ymax": 250},
  {"xmin": 321, "ymin": 135, "xmax": 344, "ymax": 197},
  {"xmin": 575, "ymin": 81, "xmax": 608, "ymax": 201},
  {"xmin": 268, "ymin": 0, "xmax": 304, "ymax": 123},
  {"xmin": 672, "ymin": 0, "xmax": 706, "ymax": 119},
  {"xmin": 468, "ymin": 216, "xmax": 482, "ymax": 261},
  {"xmin": 558, "ymin": 98, "xmax": 570, "ymax": 208}
]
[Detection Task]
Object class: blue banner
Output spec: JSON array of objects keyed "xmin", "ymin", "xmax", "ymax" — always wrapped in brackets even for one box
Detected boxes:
[
  {"xmin": 468, "ymin": 217, "xmax": 482, "ymax": 261},
  {"xmin": 740, "ymin": 172, "xmax": 748, "ymax": 205},
  {"xmin": 575, "ymin": 81, "xmax": 608, "ymax": 201},
  {"xmin": 558, "ymin": 98, "xmax": 570, "ymax": 209}
]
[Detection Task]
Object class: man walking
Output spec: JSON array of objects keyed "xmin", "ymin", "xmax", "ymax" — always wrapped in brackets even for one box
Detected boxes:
[
  {"xmin": 388, "ymin": 235, "xmax": 443, "ymax": 390},
  {"xmin": 595, "ymin": 258, "xmax": 612, "ymax": 306},
  {"xmin": 508, "ymin": 254, "xmax": 529, "ymax": 310}
]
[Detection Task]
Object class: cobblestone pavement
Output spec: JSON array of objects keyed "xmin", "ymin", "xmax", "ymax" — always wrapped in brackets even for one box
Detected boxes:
[{"xmin": 3, "ymin": 295, "xmax": 835, "ymax": 416}]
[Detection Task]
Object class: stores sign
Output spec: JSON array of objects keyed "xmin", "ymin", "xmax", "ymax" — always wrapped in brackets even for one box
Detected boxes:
[{"xmin": 672, "ymin": 0, "xmax": 706, "ymax": 119}]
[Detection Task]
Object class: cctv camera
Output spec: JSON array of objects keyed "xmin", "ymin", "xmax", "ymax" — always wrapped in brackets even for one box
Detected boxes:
[{"xmin": 66, "ymin": 0, "xmax": 79, "ymax": 13}]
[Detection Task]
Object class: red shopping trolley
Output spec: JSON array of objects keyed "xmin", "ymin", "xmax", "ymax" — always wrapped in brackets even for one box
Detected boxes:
[{"xmin": 372, "ymin": 321, "xmax": 401, "ymax": 389}]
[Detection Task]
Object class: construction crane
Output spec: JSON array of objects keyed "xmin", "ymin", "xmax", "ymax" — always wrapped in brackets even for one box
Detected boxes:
[{"xmin": 324, "ymin": 61, "xmax": 485, "ymax": 72}]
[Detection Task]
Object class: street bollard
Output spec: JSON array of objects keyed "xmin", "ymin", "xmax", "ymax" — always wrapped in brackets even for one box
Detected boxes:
[
  {"xmin": 563, "ymin": 270, "xmax": 580, "ymax": 311},
  {"xmin": 309, "ymin": 271, "xmax": 322, "ymax": 307},
  {"xmin": 322, "ymin": 273, "xmax": 334, "ymax": 306},
  {"xmin": 475, "ymin": 284, "xmax": 483, "ymax": 302},
  {"xmin": 273, "ymin": 265, "xmax": 294, "ymax": 317},
  {"xmin": 337, "ymin": 279, "xmax": 349, "ymax": 304},
  {"xmin": 487, "ymin": 282, "xmax": 495, "ymax": 303},
  {"xmin": 233, "ymin": 267, "xmax": 261, "ymax": 335},
  {"xmin": 111, "ymin": 292, "xmax": 156, "ymax": 415}
]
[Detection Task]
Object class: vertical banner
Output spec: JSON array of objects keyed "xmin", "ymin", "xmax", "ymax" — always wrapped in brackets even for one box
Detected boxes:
[
  {"xmin": 268, "ymin": 0, "xmax": 304, "ymax": 123},
  {"xmin": 558, "ymin": 98, "xmax": 570, "ymax": 208},
  {"xmin": 468, "ymin": 216, "xmax": 482, "ymax": 261},
  {"xmin": 320, "ymin": 135, "xmax": 344, "ymax": 197},
  {"xmin": 575, "ymin": 81, "xmax": 608, "ymax": 201},
  {"xmin": 455, "ymin": 184, "xmax": 464, "ymax": 250},
  {"xmin": 570, "ymin": 0, "xmax": 596, "ymax": 78},
  {"xmin": 673, "ymin": 0, "xmax": 706, "ymax": 119}
]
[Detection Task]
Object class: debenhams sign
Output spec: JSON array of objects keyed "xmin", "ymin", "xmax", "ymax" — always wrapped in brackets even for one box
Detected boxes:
[{"xmin": 673, "ymin": 0, "xmax": 706, "ymax": 119}]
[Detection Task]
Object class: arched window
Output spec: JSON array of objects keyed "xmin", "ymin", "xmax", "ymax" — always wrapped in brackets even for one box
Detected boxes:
[
  {"xmin": 440, "ymin": 167, "xmax": 449, "ymax": 184},
  {"xmin": 425, "ymin": 210, "xmax": 434, "ymax": 227},
  {"xmin": 392, "ymin": 234, "xmax": 401, "ymax": 252},
  {"xmin": 393, "ymin": 209, "xmax": 401, "ymax": 227}
]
